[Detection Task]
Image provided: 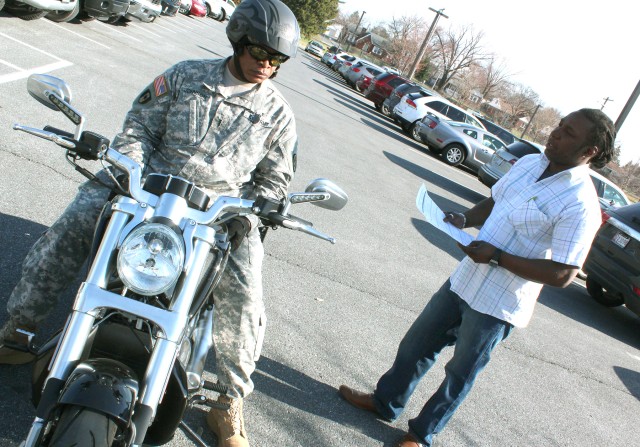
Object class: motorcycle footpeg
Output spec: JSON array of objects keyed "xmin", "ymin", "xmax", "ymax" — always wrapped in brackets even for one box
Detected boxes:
[
  {"xmin": 202, "ymin": 379, "xmax": 228, "ymax": 395},
  {"xmin": 190, "ymin": 394, "xmax": 231, "ymax": 411}
]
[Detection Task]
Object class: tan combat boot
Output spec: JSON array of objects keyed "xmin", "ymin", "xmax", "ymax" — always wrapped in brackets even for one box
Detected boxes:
[
  {"xmin": 0, "ymin": 319, "xmax": 36, "ymax": 365},
  {"xmin": 206, "ymin": 395, "xmax": 249, "ymax": 447}
]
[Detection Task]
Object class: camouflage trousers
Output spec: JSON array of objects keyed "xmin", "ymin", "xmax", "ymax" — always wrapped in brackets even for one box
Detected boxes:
[{"xmin": 6, "ymin": 176, "xmax": 265, "ymax": 398}]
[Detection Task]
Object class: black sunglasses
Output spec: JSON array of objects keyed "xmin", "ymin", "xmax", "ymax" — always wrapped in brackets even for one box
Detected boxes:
[{"xmin": 246, "ymin": 45, "xmax": 289, "ymax": 67}]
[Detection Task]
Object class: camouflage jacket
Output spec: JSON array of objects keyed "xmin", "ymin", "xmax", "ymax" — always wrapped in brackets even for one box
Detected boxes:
[{"xmin": 112, "ymin": 58, "xmax": 297, "ymax": 204}]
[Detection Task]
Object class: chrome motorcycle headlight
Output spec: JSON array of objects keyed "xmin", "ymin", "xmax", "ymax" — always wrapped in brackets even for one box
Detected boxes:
[{"xmin": 117, "ymin": 223, "xmax": 185, "ymax": 296}]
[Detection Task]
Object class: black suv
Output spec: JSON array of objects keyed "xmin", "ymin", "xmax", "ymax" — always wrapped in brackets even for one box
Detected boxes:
[
  {"xmin": 477, "ymin": 117, "xmax": 518, "ymax": 145},
  {"xmin": 584, "ymin": 202, "xmax": 640, "ymax": 317}
]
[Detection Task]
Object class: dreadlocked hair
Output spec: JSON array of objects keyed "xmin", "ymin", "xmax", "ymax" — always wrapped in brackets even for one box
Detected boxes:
[{"xmin": 578, "ymin": 108, "xmax": 616, "ymax": 169}]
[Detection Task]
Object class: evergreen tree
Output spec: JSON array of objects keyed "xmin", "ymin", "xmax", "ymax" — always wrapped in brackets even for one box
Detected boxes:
[{"xmin": 281, "ymin": 0, "xmax": 339, "ymax": 37}]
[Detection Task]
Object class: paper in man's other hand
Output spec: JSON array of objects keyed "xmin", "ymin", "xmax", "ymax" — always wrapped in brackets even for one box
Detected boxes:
[{"xmin": 415, "ymin": 184, "xmax": 475, "ymax": 246}]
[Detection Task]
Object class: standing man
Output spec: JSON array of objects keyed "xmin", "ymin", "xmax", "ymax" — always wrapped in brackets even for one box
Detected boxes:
[
  {"xmin": 0, "ymin": 1, "xmax": 300, "ymax": 446},
  {"xmin": 339, "ymin": 109, "xmax": 615, "ymax": 447}
]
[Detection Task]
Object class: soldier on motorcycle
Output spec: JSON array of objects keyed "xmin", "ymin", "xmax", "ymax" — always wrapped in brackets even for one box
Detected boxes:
[{"xmin": 0, "ymin": 1, "xmax": 300, "ymax": 446}]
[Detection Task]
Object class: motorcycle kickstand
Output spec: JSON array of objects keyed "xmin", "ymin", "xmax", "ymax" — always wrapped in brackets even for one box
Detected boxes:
[{"xmin": 179, "ymin": 421, "xmax": 211, "ymax": 447}]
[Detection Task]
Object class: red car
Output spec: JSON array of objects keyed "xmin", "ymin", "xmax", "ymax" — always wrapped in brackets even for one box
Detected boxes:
[
  {"xmin": 190, "ymin": 0, "xmax": 207, "ymax": 16},
  {"xmin": 356, "ymin": 75, "xmax": 372, "ymax": 93},
  {"xmin": 364, "ymin": 72, "xmax": 410, "ymax": 112}
]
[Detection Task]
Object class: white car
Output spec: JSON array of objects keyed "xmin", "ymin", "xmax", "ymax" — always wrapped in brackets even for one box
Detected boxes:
[
  {"xmin": 203, "ymin": 0, "xmax": 234, "ymax": 21},
  {"xmin": 305, "ymin": 41, "xmax": 325, "ymax": 57},
  {"xmin": 393, "ymin": 94, "xmax": 485, "ymax": 132}
]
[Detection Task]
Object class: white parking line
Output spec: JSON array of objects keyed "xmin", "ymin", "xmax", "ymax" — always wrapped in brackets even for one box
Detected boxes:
[
  {"xmin": 0, "ymin": 58, "xmax": 23, "ymax": 70},
  {"xmin": 128, "ymin": 22, "xmax": 162, "ymax": 38},
  {"xmin": 0, "ymin": 32, "xmax": 73, "ymax": 84},
  {"xmin": 43, "ymin": 19, "xmax": 111, "ymax": 50},
  {"xmin": 95, "ymin": 21, "xmax": 143, "ymax": 43},
  {"xmin": 0, "ymin": 60, "xmax": 74, "ymax": 84},
  {"xmin": 151, "ymin": 21, "xmax": 178, "ymax": 33}
]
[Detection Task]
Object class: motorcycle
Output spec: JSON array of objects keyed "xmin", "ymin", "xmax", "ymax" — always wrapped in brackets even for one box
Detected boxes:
[{"xmin": 13, "ymin": 74, "xmax": 348, "ymax": 447}]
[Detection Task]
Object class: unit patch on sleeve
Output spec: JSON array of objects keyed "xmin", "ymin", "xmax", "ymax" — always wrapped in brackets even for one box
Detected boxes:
[
  {"xmin": 153, "ymin": 75, "xmax": 169, "ymax": 98},
  {"xmin": 138, "ymin": 89, "xmax": 152, "ymax": 104}
]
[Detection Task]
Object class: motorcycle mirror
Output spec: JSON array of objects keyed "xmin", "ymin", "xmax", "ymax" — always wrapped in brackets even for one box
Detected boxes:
[
  {"xmin": 27, "ymin": 74, "xmax": 72, "ymax": 110},
  {"xmin": 304, "ymin": 178, "xmax": 348, "ymax": 211},
  {"xmin": 27, "ymin": 74, "xmax": 83, "ymax": 128}
]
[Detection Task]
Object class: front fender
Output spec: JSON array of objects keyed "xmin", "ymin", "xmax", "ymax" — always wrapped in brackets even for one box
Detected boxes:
[{"xmin": 59, "ymin": 359, "xmax": 139, "ymax": 426}]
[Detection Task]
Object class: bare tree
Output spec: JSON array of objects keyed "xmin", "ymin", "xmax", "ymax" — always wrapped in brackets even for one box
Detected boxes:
[
  {"xmin": 501, "ymin": 82, "xmax": 540, "ymax": 120},
  {"xmin": 476, "ymin": 54, "xmax": 513, "ymax": 98},
  {"xmin": 529, "ymin": 107, "xmax": 562, "ymax": 143},
  {"xmin": 431, "ymin": 24, "xmax": 486, "ymax": 91},
  {"xmin": 385, "ymin": 16, "xmax": 428, "ymax": 74}
]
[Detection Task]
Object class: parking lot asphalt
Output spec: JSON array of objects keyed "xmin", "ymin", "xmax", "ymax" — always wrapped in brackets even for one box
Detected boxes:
[{"xmin": 1, "ymin": 11, "xmax": 639, "ymax": 447}]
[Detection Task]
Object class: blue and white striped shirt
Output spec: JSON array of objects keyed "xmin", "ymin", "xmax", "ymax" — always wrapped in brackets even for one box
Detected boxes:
[{"xmin": 450, "ymin": 153, "xmax": 601, "ymax": 327}]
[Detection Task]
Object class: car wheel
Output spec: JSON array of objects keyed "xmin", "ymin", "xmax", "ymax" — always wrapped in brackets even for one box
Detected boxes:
[
  {"xmin": 585, "ymin": 277, "xmax": 625, "ymax": 307},
  {"xmin": 410, "ymin": 123, "xmax": 423, "ymax": 142},
  {"xmin": 380, "ymin": 103, "xmax": 391, "ymax": 116},
  {"xmin": 214, "ymin": 9, "xmax": 225, "ymax": 21},
  {"xmin": 374, "ymin": 103, "xmax": 382, "ymax": 112},
  {"xmin": 45, "ymin": 0, "xmax": 80, "ymax": 22},
  {"xmin": 442, "ymin": 144, "xmax": 465, "ymax": 166}
]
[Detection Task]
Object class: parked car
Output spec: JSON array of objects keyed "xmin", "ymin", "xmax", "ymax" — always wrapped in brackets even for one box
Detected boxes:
[
  {"xmin": 325, "ymin": 52, "xmax": 351, "ymax": 68},
  {"xmin": 333, "ymin": 54, "xmax": 356, "ymax": 72},
  {"xmin": 343, "ymin": 62, "xmax": 384, "ymax": 89},
  {"xmin": 478, "ymin": 140, "xmax": 544, "ymax": 187},
  {"xmin": 583, "ymin": 201, "xmax": 640, "ymax": 317},
  {"xmin": 126, "ymin": 0, "xmax": 162, "ymax": 22},
  {"xmin": 84, "ymin": 0, "xmax": 130, "ymax": 22},
  {"xmin": 178, "ymin": 0, "xmax": 190, "ymax": 14},
  {"xmin": 364, "ymin": 72, "xmax": 410, "ymax": 111},
  {"xmin": 4, "ymin": 0, "xmax": 78, "ymax": 21},
  {"xmin": 203, "ymin": 0, "xmax": 234, "ymax": 21},
  {"xmin": 413, "ymin": 115, "xmax": 508, "ymax": 171},
  {"xmin": 355, "ymin": 75, "xmax": 373, "ymax": 93},
  {"xmin": 188, "ymin": 0, "xmax": 206, "ymax": 16},
  {"xmin": 382, "ymin": 83, "xmax": 435, "ymax": 117},
  {"xmin": 393, "ymin": 94, "xmax": 486, "ymax": 131},
  {"xmin": 305, "ymin": 40, "xmax": 325, "ymax": 57},
  {"xmin": 161, "ymin": 0, "xmax": 180, "ymax": 15},
  {"xmin": 382, "ymin": 65, "xmax": 400, "ymax": 75},
  {"xmin": 321, "ymin": 45, "xmax": 344, "ymax": 65},
  {"xmin": 476, "ymin": 117, "xmax": 518, "ymax": 145}
]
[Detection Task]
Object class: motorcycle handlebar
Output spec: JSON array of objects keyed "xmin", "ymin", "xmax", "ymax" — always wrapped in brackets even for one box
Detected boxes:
[{"xmin": 14, "ymin": 125, "xmax": 336, "ymax": 243}]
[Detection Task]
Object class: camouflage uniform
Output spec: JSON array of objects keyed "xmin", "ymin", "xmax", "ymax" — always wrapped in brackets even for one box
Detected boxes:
[{"xmin": 5, "ymin": 58, "xmax": 297, "ymax": 398}]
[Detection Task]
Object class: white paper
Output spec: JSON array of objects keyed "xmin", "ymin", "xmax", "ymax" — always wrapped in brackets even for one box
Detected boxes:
[{"xmin": 416, "ymin": 184, "xmax": 475, "ymax": 246}]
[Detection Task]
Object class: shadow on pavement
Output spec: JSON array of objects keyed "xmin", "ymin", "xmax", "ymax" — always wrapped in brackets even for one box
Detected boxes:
[
  {"xmin": 614, "ymin": 366, "xmax": 640, "ymax": 401},
  {"xmin": 253, "ymin": 356, "xmax": 407, "ymax": 446},
  {"xmin": 538, "ymin": 282, "xmax": 640, "ymax": 349},
  {"xmin": 382, "ymin": 151, "xmax": 488, "ymax": 206}
]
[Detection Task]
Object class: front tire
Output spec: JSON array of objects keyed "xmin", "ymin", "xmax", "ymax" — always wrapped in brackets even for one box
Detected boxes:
[
  {"xmin": 442, "ymin": 144, "xmax": 465, "ymax": 166},
  {"xmin": 49, "ymin": 405, "xmax": 119, "ymax": 447},
  {"xmin": 46, "ymin": 0, "xmax": 80, "ymax": 22},
  {"xmin": 585, "ymin": 277, "xmax": 624, "ymax": 307}
]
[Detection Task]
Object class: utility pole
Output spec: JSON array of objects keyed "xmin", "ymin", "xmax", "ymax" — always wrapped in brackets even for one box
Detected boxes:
[
  {"xmin": 614, "ymin": 79, "xmax": 640, "ymax": 133},
  {"xmin": 600, "ymin": 97, "xmax": 613, "ymax": 110},
  {"xmin": 346, "ymin": 11, "xmax": 366, "ymax": 52},
  {"xmin": 407, "ymin": 7, "xmax": 448, "ymax": 80},
  {"xmin": 520, "ymin": 104, "xmax": 540, "ymax": 140}
]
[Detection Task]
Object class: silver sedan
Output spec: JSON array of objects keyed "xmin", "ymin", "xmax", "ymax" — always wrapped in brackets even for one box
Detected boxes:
[{"xmin": 412, "ymin": 114, "xmax": 508, "ymax": 172}]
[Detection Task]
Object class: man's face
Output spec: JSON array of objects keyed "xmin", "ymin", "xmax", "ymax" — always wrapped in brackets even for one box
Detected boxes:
[
  {"xmin": 545, "ymin": 111, "xmax": 596, "ymax": 168},
  {"xmin": 236, "ymin": 44, "xmax": 286, "ymax": 84}
]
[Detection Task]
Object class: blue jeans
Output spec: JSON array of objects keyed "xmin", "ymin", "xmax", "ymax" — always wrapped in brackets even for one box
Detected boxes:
[{"xmin": 373, "ymin": 280, "xmax": 513, "ymax": 446}]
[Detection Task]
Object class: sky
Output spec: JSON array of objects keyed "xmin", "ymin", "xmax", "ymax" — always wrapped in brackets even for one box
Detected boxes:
[{"xmin": 337, "ymin": 0, "xmax": 640, "ymax": 165}]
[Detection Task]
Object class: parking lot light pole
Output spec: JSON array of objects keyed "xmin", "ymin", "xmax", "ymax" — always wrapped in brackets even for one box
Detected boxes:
[{"xmin": 407, "ymin": 7, "xmax": 448, "ymax": 80}]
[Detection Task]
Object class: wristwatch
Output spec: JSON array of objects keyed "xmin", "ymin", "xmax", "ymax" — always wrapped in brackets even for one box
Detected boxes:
[{"xmin": 489, "ymin": 248, "xmax": 502, "ymax": 267}]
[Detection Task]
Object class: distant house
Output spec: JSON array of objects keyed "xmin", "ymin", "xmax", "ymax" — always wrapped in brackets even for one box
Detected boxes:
[
  {"xmin": 325, "ymin": 24, "xmax": 342, "ymax": 40},
  {"xmin": 339, "ymin": 24, "xmax": 367, "ymax": 47},
  {"xmin": 354, "ymin": 33, "xmax": 389, "ymax": 59}
]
